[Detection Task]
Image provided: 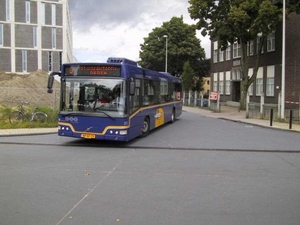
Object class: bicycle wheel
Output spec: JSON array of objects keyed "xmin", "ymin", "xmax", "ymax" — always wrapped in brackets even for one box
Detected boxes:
[
  {"xmin": 9, "ymin": 111, "xmax": 24, "ymax": 125},
  {"xmin": 32, "ymin": 112, "xmax": 48, "ymax": 123}
]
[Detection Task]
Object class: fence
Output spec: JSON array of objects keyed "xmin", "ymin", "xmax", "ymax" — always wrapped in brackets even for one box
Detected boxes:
[
  {"xmin": 183, "ymin": 91, "xmax": 209, "ymax": 108},
  {"xmin": 248, "ymin": 103, "xmax": 300, "ymax": 123},
  {"xmin": 183, "ymin": 90, "xmax": 300, "ymax": 124},
  {"xmin": 0, "ymin": 87, "xmax": 60, "ymax": 109}
]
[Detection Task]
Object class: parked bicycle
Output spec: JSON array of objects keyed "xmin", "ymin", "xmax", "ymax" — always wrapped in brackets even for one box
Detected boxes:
[{"xmin": 9, "ymin": 102, "xmax": 48, "ymax": 125}]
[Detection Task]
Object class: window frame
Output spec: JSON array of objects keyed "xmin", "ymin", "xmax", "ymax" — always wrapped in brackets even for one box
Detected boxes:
[
  {"xmin": 267, "ymin": 32, "xmax": 275, "ymax": 52},
  {"xmin": 52, "ymin": 28, "xmax": 56, "ymax": 49},
  {"xmin": 213, "ymin": 41, "xmax": 218, "ymax": 63},
  {"xmin": 233, "ymin": 42, "xmax": 241, "ymax": 58},
  {"xmin": 33, "ymin": 26, "xmax": 37, "ymax": 47},
  {"xmin": 255, "ymin": 67, "xmax": 264, "ymax": 96},
  {"xmin": 41, "ymin": 3, "xmax": 45, "ymax": 25},
  {"xmin": 26, "ymin": 1, "xmax": 30, "ymax": 23},
  {"xmin": 22, "ymin": 50, "xmax": 28, "ymax": 72},
  {"xmin": 51, "ymin": 4, "xmax": 56, "ymax": 26},
  {"xmin": 0, "ymin": 24, "xmax": 3, "ymax": 46},
  {"xmin": 6, "ymin": 0, "xmax": 10, "ymax": 21},
  {"xmin": 225, "ymin": 71, "xmax": 231, "ymax": 95},
  {"xmin": 266, "ymin": 65, "xmax": 275, "ymax": 96},
  {"xmin": 225, "ymin": 45, "xmax": 231, "ymax": 60}
]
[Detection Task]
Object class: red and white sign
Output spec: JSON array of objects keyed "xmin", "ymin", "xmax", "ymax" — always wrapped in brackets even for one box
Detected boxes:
[{"xmin": 209, "ymin": 91, "xmax": 218, "ymax": 101}]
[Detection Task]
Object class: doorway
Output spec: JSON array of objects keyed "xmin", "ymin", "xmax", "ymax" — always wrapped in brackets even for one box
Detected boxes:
[{"xmin": 232, "ymin": 81, "xmax": 241, "ymax": 102}]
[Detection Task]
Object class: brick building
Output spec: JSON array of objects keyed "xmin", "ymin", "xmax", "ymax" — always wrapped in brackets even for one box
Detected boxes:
[
  {"xmin": 210, "ymin": 13, "xmax": 300, "ymax": 108},
  {"xmin": 0, "ymin": 0, "xmax": 73, "ymax": 74}
]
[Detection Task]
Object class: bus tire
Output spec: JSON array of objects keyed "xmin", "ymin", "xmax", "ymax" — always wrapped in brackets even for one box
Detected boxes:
[
  {"xmin": 170, "ymin": 109, "xmax": 176, "ymax": 123},
  {"xmin": 141, "ymin": 117, "xmax": 150, "ymax": 137}
]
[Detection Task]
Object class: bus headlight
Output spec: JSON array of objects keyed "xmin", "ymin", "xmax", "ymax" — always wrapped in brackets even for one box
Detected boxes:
[
  {"xmin": 109, "ymin": 130, "xmax": 127, "ymax": 135},
  {"xmin": 119, "ymin": 130, "xmax": 127, "ymax": 135},
  {"xmin": 59, "ymin": 126, "xmax": 69, "ymax": 131}
]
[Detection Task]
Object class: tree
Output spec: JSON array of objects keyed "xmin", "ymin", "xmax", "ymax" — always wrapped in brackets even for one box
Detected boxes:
[
  {"xmin": 188, "ymin": 0, "xmax": 300, "ymax": 110},
  {"xmin": 181, "ymin": 61, "xmax": 196, "ymax": 92},
  {"xmin": 139, "ymin": 16, "xmax": 208, "ymax": 80}
]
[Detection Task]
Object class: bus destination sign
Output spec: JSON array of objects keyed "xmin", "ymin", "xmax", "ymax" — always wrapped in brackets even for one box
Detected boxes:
[{"xmin": 65, "ymin": 65, "xmax": 121, "ymax": 76}]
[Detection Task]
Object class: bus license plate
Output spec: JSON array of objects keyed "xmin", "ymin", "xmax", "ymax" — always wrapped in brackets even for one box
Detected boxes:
[{"xmin": 81, "ymin": 133, "xmax": 96, "ymax": 139}]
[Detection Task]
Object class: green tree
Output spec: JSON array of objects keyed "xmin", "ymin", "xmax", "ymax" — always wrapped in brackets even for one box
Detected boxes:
[
  {"xmin": 188, "ymin": 0, "xmax": 300, "ymax": 110},
  {"xmin": 139, "ymin": 16, "xmax": 207, "ymax": 79},
  {"xmin": 181, "ymin": 61, "xmax": 196, "ymax": 92}
]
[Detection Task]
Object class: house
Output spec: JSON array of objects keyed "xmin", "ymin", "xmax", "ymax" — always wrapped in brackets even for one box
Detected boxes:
[
  {"xmin": 210, "ymin": 12, "xmax": 300, "ymax": 109},
  {"xmin": 0, "ymin": 0, "xmax": 74, "ymax": 74},
  {"xmin": 201, "ymin": 76, "xmax": 210, "ymax": 98}
]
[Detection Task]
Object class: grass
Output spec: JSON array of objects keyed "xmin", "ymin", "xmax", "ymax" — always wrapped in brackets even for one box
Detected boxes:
[{"xmin": 0, "ymin": 105, "xmax": 58, "ymax": 129}]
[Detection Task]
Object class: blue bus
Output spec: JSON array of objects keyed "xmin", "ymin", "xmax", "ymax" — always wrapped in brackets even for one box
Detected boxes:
[{"xmin": 47, "ymin": 57, "xmax": 182, "ymax": 141}]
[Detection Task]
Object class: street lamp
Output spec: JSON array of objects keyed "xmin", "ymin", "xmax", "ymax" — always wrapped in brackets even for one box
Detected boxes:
[
  {"xmin": 281, "ymin": 0, "xmax": 286, "ymax": 119},
  {"xmin": 163, "ymin": 35, "xmax": 168, "ymax": 72}
]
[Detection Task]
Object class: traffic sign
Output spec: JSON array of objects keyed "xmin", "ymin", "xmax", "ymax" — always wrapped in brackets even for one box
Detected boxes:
[{"xmin": 210, "ymin": 91, "xmax": 218, "ymax": 100}]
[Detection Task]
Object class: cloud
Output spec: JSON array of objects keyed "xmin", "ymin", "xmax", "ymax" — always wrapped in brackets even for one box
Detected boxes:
[{"xmin": 69, "ymin": 0, "xmax": 211, "ymax": 62}]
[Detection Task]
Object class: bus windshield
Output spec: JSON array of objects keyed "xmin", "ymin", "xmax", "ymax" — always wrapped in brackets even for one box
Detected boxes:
[{"xmin": 62, "ymin": 78, "xmax": 126, "ymax": 116}]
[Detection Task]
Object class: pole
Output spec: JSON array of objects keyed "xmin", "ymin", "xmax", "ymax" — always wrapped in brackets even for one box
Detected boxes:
[
  {"xmin": 164, "ymin": 35, "xmax": 168, "ymax": 72},
  {"xmin": 281, "ymin": 0, "xmax": 286, "ymax": 119},
  {"xmin": 270, "ymin": 108, "xmax": 273, "ymax": 127},
  {"xmin": 289, "ymin": 110, "xmax": 293, "ymax": 129}
]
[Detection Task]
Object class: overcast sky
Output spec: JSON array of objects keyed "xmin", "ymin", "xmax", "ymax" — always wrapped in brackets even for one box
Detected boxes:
[{"xmin": 69, "ymin": 0, "xmax": 211, "ymax": 63}]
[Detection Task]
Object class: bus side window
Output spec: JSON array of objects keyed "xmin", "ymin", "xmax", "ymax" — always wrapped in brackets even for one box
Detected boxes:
[
  {"xmin": 174, "ymin": 83, "xmax": 182, "ymax": 100},
  {"xmin": 129, "ymin": 78, "xmax": 141, "ymax": 114}
]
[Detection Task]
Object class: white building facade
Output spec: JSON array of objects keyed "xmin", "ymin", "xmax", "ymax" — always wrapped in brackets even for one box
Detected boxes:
[{"xmin": 0, "ymin": 0, "xmax": 74, "ymax": 73}]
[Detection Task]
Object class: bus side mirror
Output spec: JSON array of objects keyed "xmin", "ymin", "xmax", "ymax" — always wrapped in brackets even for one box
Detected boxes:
[
  {"xmin": 47, "ymin": 76, "xmax": 54, "ymax": 93},
  {"xmin": 47, "ymin": 72, "xmax": 61, "ymax": 94},
  {"xmin": 129, "ymin": 79, "xmax": 135, "ymax": 95}
]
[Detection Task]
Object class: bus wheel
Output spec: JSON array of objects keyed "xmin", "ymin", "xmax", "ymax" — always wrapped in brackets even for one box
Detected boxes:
[
  {"xmin": 141, "ymin": 117, "xmax": 150, "ymax": 137},
  {"xmin": 170, "ymin": 109, "xmax": 176, "ymax": 123}
]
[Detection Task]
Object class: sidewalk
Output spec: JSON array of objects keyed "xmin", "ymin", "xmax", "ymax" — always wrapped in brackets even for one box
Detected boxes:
[
  {"xmin": 0, "ymin": 127, "xmax": 58, "ymax": 136},
  {"xmin": 0, "ymin": 106, "xmax": 299, "ymax": 136},
  {"xmin": 183, "ymin": 105, "xmax": 300, "ymax": 133}
]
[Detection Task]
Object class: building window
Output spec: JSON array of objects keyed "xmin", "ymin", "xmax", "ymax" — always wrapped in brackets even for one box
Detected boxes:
[
  {"xmin": 257, "ymin": 36, "xmax": 264, "ymax": 54},
  {"xmin": 0, "ymin": 24, "xmax": 3, "ymax": 46},
  {"xmin": 256, "ymin": 67, "xmax": 264, "ymax": 96},
  {"xmin": 41, "ymin": 3, "xmax": 45, "ymax": 25},
  {"xmin": 33, "ymin": 26, "xmax": 37, "ymax": 47},
  {"xmin": 49, "ymin": 51, "xmax": 53, "ymax": 71},
  {"xmin": 266, "ymin": 65, "xmax": 275, "ymax": 96},
  {"xmin": 52, "ymin": 28, "xmax": 56, "ymax": 49},
  {"xmin": 219, "ymin": 72, "xmax": 224, "ymax": 94},
  {"xmin": 26, "ymin": 1, "xmax": 30, "ymax": 23},
  {"xmin": 213, "ymin": 73, "xmax": 218, "ymax": 91},
  {"xmin": 213, "ymin": 41, "xmax": 218, "ymax": 63},
  {"xmin": 226, "ymin": 45, "xmax": 231, "ymax": 60},
  {"xmin": 22, "ymin": 50, "xmax": 27, "ymax": 72},
  {"xmin": 267, "ymin": 32, "xmax": 275, "ymax": 52},
  {"xmin": 233, "ymin": 42, "xmax": 241, "ymax": 58},
  {"xmin": 248, "ymin": 68, "xmax": 254, "ymax": 96},
  {"xmin": 232, "ymin": 69, "xmax": 241, "ymax": 81},
  {"xmin": 6, "ymin": 0, "xmax": 10, "ymax": 21},
  {"xmin": 225, "ymin": 71, "xmax": 231, "ymax": 95},
  {"xmin": 52, "ymin": 4, "xmax": 56, "ymax": 26},
  {"xmin": 219, "ymin": 49, "xmax": 224, "ymax": 62},
  {"xmin": 247, "ymin": 41, "xmax": 254, "ymax": 56}
]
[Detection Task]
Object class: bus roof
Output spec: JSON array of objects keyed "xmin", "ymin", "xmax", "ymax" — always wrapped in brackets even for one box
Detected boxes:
[{"xmin": 62, "ymin": 58, "xmax": 181, "ymax": 83}]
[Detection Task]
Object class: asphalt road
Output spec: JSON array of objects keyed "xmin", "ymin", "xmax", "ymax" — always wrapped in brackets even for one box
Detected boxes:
[{"xmin": 1, "ymin": 111, "xmax": 300, "ymax": 225}]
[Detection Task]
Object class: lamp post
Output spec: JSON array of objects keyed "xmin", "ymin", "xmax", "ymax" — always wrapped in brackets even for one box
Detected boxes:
[
  {"xmin": 163, "ymin": 35, "xmax": 168, "ymax": 72},
  {"xmin": 281, "ymin": 0, "xmax": 286, "ymax": 119}
]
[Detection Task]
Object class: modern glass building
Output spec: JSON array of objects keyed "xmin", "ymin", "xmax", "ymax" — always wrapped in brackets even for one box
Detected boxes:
[{"xmin": 0, "ymin": 0, "xmax": 74, "ymax": 73}]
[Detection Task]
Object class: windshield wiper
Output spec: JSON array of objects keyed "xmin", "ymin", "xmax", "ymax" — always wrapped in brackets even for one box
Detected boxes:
[{"xmin": 94, "ymin": 108, "xmax": 116, "ymax": 120}]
